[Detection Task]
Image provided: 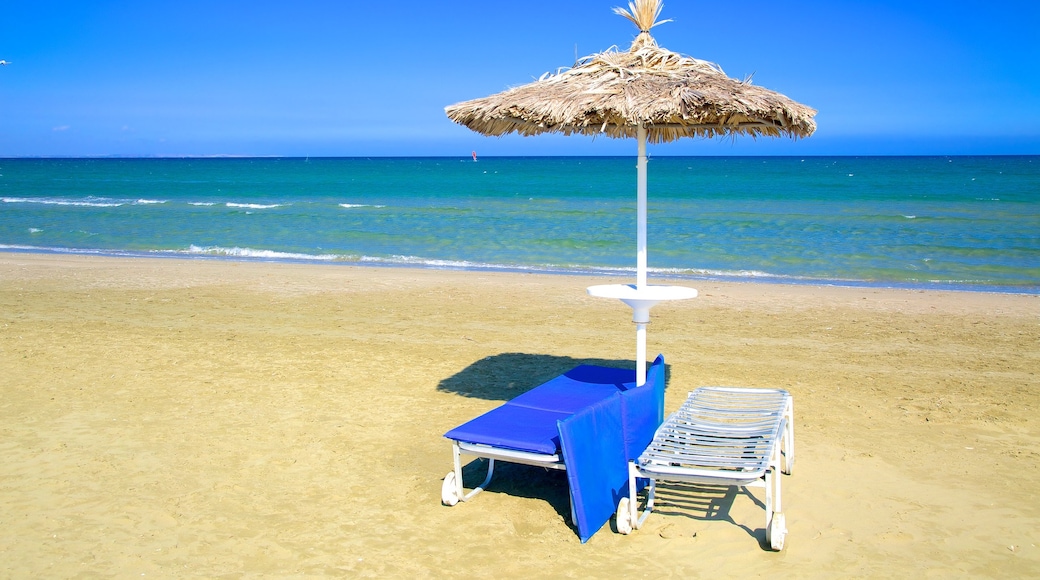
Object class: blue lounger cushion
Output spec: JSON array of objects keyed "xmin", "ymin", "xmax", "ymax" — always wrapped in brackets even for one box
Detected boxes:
[
  {"xmin": 444, "ymin": 364, "xmax": 639, "ymax": 455},
  {"xmin": 444, "ymin": 404, "xmax": 571, "ymax": 455}
]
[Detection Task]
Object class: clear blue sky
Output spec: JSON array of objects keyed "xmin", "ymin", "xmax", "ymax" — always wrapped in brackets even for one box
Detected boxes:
[{"xmin": 2, "ymin": 0, "xmax": 1038, "ymax": 157}]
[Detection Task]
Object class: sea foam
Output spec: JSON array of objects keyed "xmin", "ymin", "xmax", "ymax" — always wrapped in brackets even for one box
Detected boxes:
[
  {"xmin": 226, "ymin": 202, "xmax": 283, "ymax": 209},
  {"xmin": 2, "ymin": 197, "xmax": 125, "ymax": 207},
  {"xmin": 185, "ymin": 245, "xmax": 339, "ymax": 261}
]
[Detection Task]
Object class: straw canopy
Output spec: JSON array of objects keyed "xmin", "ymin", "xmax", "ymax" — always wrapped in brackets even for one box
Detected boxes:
[{"xmin": 445, "ymin": 0, "xmax": 816, "ymax": 144}]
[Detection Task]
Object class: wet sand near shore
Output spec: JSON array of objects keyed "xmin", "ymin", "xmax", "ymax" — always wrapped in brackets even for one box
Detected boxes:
[{"xmin": 1, "ymin": 254, "xmax": 1037, "ymax": 577}]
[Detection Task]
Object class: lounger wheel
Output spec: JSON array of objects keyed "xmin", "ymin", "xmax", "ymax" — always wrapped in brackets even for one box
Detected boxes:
[
  {"xmin": 616, "ymin": 497, "xmax": 634, "ymax": 535},
  {"xmin": 767, "ymin": 512, "xmax": 787, "ymax": 551},
  {"xmin": 441, "ymin": 471, "xmax": 460, "ymax": 506}
]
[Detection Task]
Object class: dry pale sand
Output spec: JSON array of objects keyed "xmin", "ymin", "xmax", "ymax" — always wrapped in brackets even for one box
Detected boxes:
[{"xmin": 1, "ymin": 253, "xmax": 1038, "ymax": 578}]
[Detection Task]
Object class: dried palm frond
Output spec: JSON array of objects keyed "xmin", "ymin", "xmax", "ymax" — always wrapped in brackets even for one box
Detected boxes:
[
  {"xmin": 445, "ymin": 1, "xmax": 816, "ymax": 143},
  {"xmin": 613, "ymin": 0, "xmax": 672, "ymax": 33}
]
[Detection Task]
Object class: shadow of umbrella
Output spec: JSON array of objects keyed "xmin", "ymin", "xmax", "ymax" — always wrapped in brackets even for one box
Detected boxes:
[{"xmin": 437, "ymin": 352, "xmax": 672, "ymax": 402}]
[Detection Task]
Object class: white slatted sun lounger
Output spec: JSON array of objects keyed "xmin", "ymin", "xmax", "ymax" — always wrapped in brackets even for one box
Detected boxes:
[{"xmin": 618, "ymin": 387, "xmax": 794, "ymax": 551}]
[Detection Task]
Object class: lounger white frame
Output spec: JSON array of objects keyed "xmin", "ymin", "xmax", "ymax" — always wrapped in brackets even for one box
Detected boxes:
[
  {"xmin": 442, "ymin": 441, "xmax": 579, "ymax": 525},
  {"xmin": 618, "ymin": 387, "xmax": 794, "ymax": 551},
  {"xmin": 442, "ymin": 441, "xmax": 566, "ymax": 506}
]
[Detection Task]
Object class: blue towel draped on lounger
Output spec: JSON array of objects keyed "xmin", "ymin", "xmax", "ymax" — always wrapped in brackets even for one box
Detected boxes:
[{"xmin": 558, "ymin": 356, "xmax": 665, "ymax": 542}]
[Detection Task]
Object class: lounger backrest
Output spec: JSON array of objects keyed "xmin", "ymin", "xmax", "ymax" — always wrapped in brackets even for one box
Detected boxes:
[{"xmin": 618, "ymin": 354, "xmax": 666, "ymax": 461}]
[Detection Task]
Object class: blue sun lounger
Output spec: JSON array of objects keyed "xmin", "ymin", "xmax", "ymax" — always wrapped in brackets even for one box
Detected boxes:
[{"xmin": 442, "ymin": 355, "xmax": 666, "ymax": 542}]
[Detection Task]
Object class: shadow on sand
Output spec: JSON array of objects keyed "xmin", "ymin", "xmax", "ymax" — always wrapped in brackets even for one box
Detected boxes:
[
  {"xmin": 437, "ymin": 352, "xmax": 670, "ymax": 402},
  {"xmin": 642, "ymin": 481, "xmax": 772, "ymax": 549}
]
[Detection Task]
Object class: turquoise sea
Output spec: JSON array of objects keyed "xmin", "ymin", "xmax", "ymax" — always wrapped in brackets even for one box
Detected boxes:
[{"xmin": 1, "ymin": 156, "xmax": 1038, "ymax": 293}]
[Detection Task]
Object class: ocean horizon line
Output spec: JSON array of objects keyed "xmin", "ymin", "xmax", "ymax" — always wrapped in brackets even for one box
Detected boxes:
[{"xmin": 2, "ymin": 154, "xmax": 1038, "ymax": 161}]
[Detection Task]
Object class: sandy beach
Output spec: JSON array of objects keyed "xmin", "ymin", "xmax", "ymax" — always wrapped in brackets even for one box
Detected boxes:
[{"xmin": 1, "ymin": 253, "xmax": 1037, "ymax": 577}]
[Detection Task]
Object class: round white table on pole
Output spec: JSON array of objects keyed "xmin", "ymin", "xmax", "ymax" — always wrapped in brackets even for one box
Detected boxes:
[{"xmin": 587, "ymin": 283, "xmax": 698, "ymax": 386}]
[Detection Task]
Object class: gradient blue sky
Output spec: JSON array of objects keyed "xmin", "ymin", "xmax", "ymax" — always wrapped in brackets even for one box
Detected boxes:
[{"xmin": 2, "ymin": 0, "xmax": 1038, "ymax": 157}]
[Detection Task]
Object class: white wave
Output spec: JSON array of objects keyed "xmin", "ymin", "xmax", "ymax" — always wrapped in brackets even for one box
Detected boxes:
[
  {"xmin": 184, "ymin": 245, "xmax": 338, "ymax": 261},
  {"xmin": 339, "ymin": 203, "xmax": 386, "ymax": 209},
  {"xmin": 363, "ymin": 255, "xmax": 627, "ymax": 276},
  {"xmin": 649, "ymin": 266, "xmax": 798, "ymax": 279},
  {"xmin": 135, "ymin": 199, "xmax": 167, "ymax": 205},
  {"xmin": 903, "ymin": 215, "xmax": 917, "ymax": 219},
  {"xmin": 354, "ymin": 256, "xmax": 808, "ymax": 283},
  {"xmin": 28, "ymin": 228, "xmax": 43, "ymax": 233},
  {"xmin": 366, "ymin": 255, "xmax": 488, "ymax": 269},
  {"xmin": 226, "ymin": 202, "xmax": 283, "ymax": 209},
  {"xmin": 0, "ymin": 244, "xmax": 127, "ymax": 256},
  {"xmin": 189, "ymin": 202, "xmax": 217, "ymax": 206},
  {"xmin": 0, "ymin": 244, "xmax": 51, "ymax": 251},
  {"xmin": 364, "ymin": 254, "xmax": 548, "ymax": 271},
  {"xmin": 2, "ymin": 197, "xmax": 124, "ymax": 207}
]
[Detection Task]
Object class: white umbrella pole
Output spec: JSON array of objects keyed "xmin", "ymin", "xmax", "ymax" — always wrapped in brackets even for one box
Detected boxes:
[
  {"xmin": 637, "ymin": 126, "xmax": 648, "ymax": 290},
  {"xmin": 635, "ymin": 125, "xmax": 649, "ymax": 385}
]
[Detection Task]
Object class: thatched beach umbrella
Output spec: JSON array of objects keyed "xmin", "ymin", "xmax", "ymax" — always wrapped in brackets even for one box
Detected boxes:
[{"xmin": 446, "ymin": 0, "xmax": 816, "ymax": 385}]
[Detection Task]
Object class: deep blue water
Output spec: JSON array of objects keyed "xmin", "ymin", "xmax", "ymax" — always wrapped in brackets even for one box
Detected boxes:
[{"xmin": 1, "ymin": 156, "xmax": 1038, "ymax": 293}]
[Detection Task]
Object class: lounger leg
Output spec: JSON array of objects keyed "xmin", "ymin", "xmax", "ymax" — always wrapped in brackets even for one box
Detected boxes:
[
  {"xmin": 764, "ymin": 470, "xmax": 774, "ymax": 532},
  {"xmin": 462, "ymin": 458, "xmax": 495, "ymax": 502},
  {"xmin": 628, "ymin": 464, "xmax": 640, "ymax": 527},
  {"xmin": 765, "ymin": 437, "xmax": 788, "ymax": 551},
  {"xmin": 450, "ymin": 442, "xmax": 496, "ymax": 503},
  {"xmin": 773, "ymin": 434, "xmax": 782, "ymax": 515},
  {"xmin": 765, "ymin": 466, "xmax": 787, "ymax": 551},
  {"xmin": 619, "ymin": 463, "xmax": 654, "ymax": 534},
  {"xmin": 617, "ymin": 463, "xmax": 638, "ymax": 534},
  {"xmin": 774, "ymin": 464, "xmax": 782, "ymax": 514},
  {"xmin": 632, "ymin": 466, "xmax": 654, "ymax": 531},
  {"xmin": 643, "ymin": 479, "xmax": 656, "ymax": 522},
  {"xmin": 452, "ymin": 443, "xmax": 464, "ymax": 498},
  {"xmin": 783, "ymin": 398, "xmax": 795, "ymax": 474}
]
